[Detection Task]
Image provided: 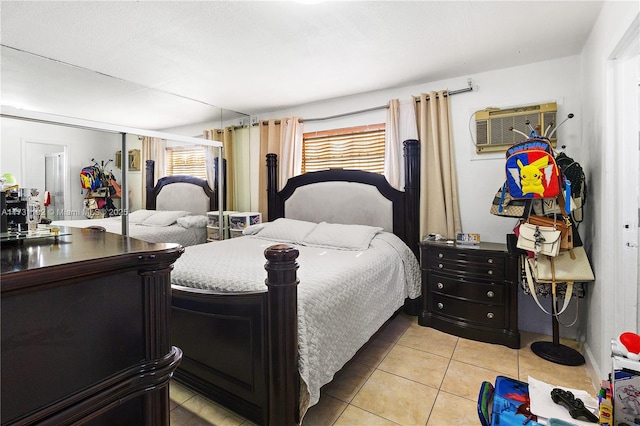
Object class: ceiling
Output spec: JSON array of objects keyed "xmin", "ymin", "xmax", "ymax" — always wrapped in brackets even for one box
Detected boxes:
[{"xmin": 1, "ymin": 1, "xmax": 604, "ymax": 131}]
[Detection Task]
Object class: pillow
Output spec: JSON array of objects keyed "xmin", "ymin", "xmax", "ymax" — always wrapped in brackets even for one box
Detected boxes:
[
  {"xmin": 252, "ymin": 218, "xmax": 317, "ymax": 243},
  {"xmin": 140, "ymin": 210, "xmax": 190, "ymax": 227},
  {"xmin": 243, "ymin": 223, "xmax": 267, "ymax": 235},
  {"xmin": 302, "ymin": 222, "xmax": 383, "ymax": 251},
  {"xmin": 176, "ymin": 215, "xmax": 208, "ymax": 228},
  {"xmin": 126, "ymin": 209, "xmax": 158, "ymax": 224}
]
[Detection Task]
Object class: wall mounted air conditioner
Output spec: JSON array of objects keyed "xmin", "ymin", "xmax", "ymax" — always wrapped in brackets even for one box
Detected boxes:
[{"xmin": 475, "ymin": 102, "xmax": 557, "ymax": 153}]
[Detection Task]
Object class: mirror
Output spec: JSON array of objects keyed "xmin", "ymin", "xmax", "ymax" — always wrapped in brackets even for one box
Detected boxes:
[{"xmin": 1, "ymin": 46, "xmax": 252, "ymax": 220}]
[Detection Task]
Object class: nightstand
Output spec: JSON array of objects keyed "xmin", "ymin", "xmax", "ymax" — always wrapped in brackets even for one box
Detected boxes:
[{"xmin": 418, "ymin": 240, "xmax": 520, "ymax": 348}]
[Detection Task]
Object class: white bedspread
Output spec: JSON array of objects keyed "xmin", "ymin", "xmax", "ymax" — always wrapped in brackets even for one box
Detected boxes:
[
  {"xmin": 171, "ymin": 232, "xmax": 421, "ymax": 411},
  {"xmin": 52, "ymin": 217, "xmax": 207, "ymax": 247}
]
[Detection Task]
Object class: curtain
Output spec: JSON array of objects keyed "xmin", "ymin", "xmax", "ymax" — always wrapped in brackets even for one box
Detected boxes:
[
  {"xmin": 416, "ymin": 91, "xmax": 461, "ymax": 239},
  {"xmin": 384, "ymin": 98, "xmax": 418, "ymax": 190},
  {"xmin": 141, "ymin": 137, "xmax": 166, "ymax": 208},
  {"xmin": 258, "ymin": 117, "xmax": 303, "ymax": 218},
  {"xmin": 204, "ymin": 127, "xmax": 236, "ymax": 211}
]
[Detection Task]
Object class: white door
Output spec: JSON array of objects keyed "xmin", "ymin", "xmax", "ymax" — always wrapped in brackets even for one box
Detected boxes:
[{"xmin": 44, "ymin": 152, "xmax": 66, "ymax": 220}]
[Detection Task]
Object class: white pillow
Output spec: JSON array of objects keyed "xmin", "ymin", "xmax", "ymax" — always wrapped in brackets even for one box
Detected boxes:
[
  {"xmin": 243, "ymin": 223, "xmax": 267, "ymax": 235},
  {"xmin": 176, "ymin": 215, "xmax": 208, "ymax": 228},
  {"xmin": 303, "ymin": 222, "xmax": 383, "ymax": 251},
  {"xmin": 126, "ymin": 209, "xmax": 158, "ymax": 224},
  {"xmin": 141, "ymin": 210, "xmax": 190, "ymax": 227},
  {"xmin": 252, "ymin": 218, "xmax": 317, "ymax": 243}
]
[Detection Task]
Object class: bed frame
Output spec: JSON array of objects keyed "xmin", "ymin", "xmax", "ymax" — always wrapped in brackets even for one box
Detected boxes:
[
  {"xmin": 145, "ymin": 159, "xmax": 221, "ymax": 213},
  {"xmin": 148, "ymin": 140, "xmax": 420, "ymax": 425}
]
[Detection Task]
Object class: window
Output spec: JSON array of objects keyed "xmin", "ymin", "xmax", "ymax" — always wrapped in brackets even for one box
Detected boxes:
[
  {"xmin": 166, "ymin": 146, "xmax": 207, "ymax": 179},
  {"xmin": 302, "ymin": 124, "xmax": 385, "ymax": 174}
]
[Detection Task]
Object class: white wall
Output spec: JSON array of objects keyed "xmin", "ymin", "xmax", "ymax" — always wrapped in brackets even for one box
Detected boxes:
[
  {"xmin": 1, "ymin": 118, "xmax": 122, "ymax": 219},
  {"xmin": 578, "ymin": 1, "xmax": 639, "ymax": 386},
  {"xmin": 254, "ymin": 56, "xmax": 582, "ymax": 244}
]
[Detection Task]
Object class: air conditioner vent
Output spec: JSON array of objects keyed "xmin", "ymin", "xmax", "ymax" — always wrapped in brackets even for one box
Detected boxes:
[{"xmin": 475, "ymin": 102, "xmax": 557, "ymax": 153}]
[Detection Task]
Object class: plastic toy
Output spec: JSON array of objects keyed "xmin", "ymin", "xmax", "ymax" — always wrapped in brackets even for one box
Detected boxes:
[{"xmin": 612, "ymin": 332, "xmax": 640, "ymax": 361}]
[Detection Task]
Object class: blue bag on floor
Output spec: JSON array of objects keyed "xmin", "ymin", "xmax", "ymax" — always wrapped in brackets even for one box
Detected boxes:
[{"xmin": 478, "ymin": 376, "xmax": 543, "ymax": 426}]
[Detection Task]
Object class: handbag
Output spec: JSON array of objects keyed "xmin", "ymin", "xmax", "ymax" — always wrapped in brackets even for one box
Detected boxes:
[
  {"xmin": 516, "ymin": 222, "xmax": 561, "ymax": 257},
  {"xmin": 108, "ymin": 178, "xmax": 122, "ymax": 198},
  {"xmin": 526, "ymin": 214, "xmax": 573, "ymax": 250},
  {"xmin": 528, "ymin": 247, "xmax": 595, "ymax": 283},
  {"xmin": 523, "ymin": 255, "xmax": 573, "ymax": 316},
  {"xmin": 490, "ymin": 184, "xmax": 530, "ymax": 218}
]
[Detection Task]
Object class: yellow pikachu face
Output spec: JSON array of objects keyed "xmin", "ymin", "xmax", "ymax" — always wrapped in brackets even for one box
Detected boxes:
[{"xmin": 517, "ymin": 156, "xmax": 549, "ymax": 196}]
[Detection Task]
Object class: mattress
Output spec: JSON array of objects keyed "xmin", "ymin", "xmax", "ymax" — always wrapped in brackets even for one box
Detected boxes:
[
  {"xmin": 170, "ymin": 229, "xmax": 421, "ymax": 412},
  {"xmin": 52, "ymin": 216, "xmax": 207, "ymax": 247}
]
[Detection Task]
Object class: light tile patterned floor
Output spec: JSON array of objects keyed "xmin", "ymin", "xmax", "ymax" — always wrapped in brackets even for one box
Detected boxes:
[{"xmin": 170, "ymin": 313, "xmax": 596, "ymax": 426}]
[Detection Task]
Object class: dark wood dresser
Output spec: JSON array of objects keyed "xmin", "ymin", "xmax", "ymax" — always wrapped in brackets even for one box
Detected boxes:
[
  {"xmin": 1, "ymin": 227, "xmax": 184, "ymax": 425},
  {"xmin": 418, "ymin": 241, "xmax": 520, "ymax": 348}
]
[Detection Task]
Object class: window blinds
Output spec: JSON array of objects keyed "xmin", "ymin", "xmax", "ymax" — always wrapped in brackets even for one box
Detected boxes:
[{"xmin": 302, "ymin": 125, "xmax": 385, "ymax": 174}]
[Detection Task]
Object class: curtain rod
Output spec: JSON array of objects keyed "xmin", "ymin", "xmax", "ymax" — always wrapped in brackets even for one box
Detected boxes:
[{"xmin": 252, "ymin": 80, "xmax": 474, "ymax": 126}]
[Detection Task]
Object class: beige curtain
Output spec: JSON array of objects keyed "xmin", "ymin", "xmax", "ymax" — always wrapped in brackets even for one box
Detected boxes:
[
  {"xmin": 416, "ymin": 91, "xmax": 461, "ymax": 239},
  {"xmin": 204, "ymin": 127, "xmax": 236, "ymax": 211},
  {"xmin": 258, "ymin": 117, "xmax": 303, "ymax": 218},
  {"xmin": 384, "ymin": 98, "xmax": 418, "ymax": 190},
  {"xmin": 141, "ymin": 137, "xmax": 166, "ymax": 208}
]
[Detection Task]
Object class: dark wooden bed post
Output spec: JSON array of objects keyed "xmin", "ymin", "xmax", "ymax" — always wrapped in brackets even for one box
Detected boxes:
[
  {"xmin": 403, "ymin": 139, "xmax": 420, "ymax": 258},
  {"xmin": 266, "ymin": 154, "xmax": 279, "ymax": 222},
  {"xmin": 264, "ymin": 244, "xmax": 300, "ymax": 426},
  {"xmin": 145, "ymin": 160, "xmax": 157, "ymax": 210}
]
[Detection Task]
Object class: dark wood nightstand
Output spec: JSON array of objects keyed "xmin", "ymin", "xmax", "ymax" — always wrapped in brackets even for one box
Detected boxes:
[{"xmin": 418, "ymin": 240, "xmax": 521, "ymax": 348}]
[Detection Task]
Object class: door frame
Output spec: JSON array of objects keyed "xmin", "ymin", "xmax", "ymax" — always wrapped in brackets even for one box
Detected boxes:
[
  {"xmin": 21, "ymin": 139, "xmax": 71, "ymax": 220},
  {"xmin": 610, "ymin": 15, "xmax": 639, "ymax": 334}
]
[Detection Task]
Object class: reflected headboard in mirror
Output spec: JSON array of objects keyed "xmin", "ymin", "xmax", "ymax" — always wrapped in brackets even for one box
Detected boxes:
[{"xmin": 145, "ymin": 160, "xmax": 217, "ymax": 214}]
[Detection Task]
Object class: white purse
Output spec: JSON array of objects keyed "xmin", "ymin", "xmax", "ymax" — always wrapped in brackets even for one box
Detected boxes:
[{"xmin": 516, "ymin": 222, "xmax": 561, "ymax": 257}]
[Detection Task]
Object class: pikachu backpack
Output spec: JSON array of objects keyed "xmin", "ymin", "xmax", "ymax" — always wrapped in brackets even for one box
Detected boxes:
[{"xmin": 504, "ymin": 137, "xmax": 561, "ymax": 200}]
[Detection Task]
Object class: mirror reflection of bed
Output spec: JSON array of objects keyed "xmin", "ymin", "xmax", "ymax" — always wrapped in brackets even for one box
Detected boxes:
[
  {"xmin": 51, "ymin": 162, "xmax": 219, "ymax": 247},
  {"xmin": 166, "ymin": 140, "xmax": 421, "ymax": 425}
]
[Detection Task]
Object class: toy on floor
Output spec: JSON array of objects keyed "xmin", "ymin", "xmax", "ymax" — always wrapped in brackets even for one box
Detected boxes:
[
  {"xmin": 612, "ymin": 332, "xmax": 640, "ymax": 361},
  {"xmin": 478, "ymin": 376, "xmax": 542, "ymax": 426},
  {"xmin": 550, "ymin": 388, "xmax": 599, "ymax": 423}
]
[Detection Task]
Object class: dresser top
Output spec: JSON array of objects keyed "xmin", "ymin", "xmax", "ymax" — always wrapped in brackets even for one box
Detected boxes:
[
  {"xmin": 421, "ymin": 240, "xmax": 508, "ymax": 253},
  {"xmin": 1, "ymin": 226, "xmax": 184, "ymax": 291}
]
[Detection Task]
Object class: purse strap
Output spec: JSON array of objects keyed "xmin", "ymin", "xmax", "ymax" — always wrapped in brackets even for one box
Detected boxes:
[{"xmin": 523, "ymin": 255, "xmax": 573, "ymax": 316}]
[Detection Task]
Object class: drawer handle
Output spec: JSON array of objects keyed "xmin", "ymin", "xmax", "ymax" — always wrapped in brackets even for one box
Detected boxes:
[
  {"xmin": 487, "ymin": 291, "xmax": 495, "ymax": 298},
  {"xmin": 487, "ymin": 312, "xmax": 494, "ymax": 319},
  {"xmin": 437, "ymin": 282, "xmax": 444, "ymax": 290},
  {"xmin": 437, "ymin": 302, "xmax": 444, "ymax": 310},
  {"xmin": 437, "ymin": 253, "xmax": 444, "ymax": 258},
  {"xmin": 487, "ymin": 258, "xmax": 494, "ymax": 264},
  {"xmin": 438, "ymin": 263, "xmax": 444, "ymax": 269},
  {"xmin": 487, "ymin": 270, "xmax": 493, "ymax": 275}
]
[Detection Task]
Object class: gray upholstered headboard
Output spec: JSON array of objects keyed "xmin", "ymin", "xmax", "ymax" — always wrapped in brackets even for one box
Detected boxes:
[
  {"xmin": 155, "ymin": 182, "xmax": 212, "ymax": 215},
  {"xmin": 283, "ymin": 181, "xmax": 394, "ymax": 232},
  {"xmin": 145, "ymin": 162, "xmax": 217, "ymax": 214}
]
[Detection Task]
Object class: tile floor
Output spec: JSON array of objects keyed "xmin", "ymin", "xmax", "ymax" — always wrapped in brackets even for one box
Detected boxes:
[{"xmin": 169, "ymin": 313, "xmax": 596, "ymax": 425}]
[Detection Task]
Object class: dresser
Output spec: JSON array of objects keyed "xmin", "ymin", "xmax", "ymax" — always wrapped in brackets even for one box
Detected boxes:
[
  {"xmin": 418, "ymin": 241, "xmax": 520, "ymax": 348},
  {"xmin": 1, "ymin": 227, "xmax": 184, "ymax": 425}
]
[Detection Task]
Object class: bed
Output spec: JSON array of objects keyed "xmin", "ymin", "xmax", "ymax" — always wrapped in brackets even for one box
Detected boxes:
[
  {"xmin": 52, "ymin": 162, "xmax": 219, "ymax": 247},
  {"xmin": 167, "ymin": 139, "xmax": 422, "ymax": 425}
]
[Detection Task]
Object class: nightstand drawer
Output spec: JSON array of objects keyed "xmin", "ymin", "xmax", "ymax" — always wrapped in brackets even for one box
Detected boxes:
[
  {"xmin": 426, "ymin": 248, "xmax": 505, "ymax": 267},
  {"xmin": 429, "ymin": 294, "xmax": 505, "ymax": 327},
  {"xmin": 428, "ymin": 272, "xmax": 505, "ymax": 304},
  {"xmin": 425, "ymin": 256, "xmax": 505, "ymax": 279}
]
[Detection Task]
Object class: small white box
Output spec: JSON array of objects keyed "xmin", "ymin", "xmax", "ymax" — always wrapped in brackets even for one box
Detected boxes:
[
  {"xmin": 229, "ymin": 212, "xmax": 262, "ymax": 230},
  {"xmin": 612, "ymin": 355, "xmax": 640, "ymax": 425},
  {"xmin": 206, "ymin": 211, "xmax": 237, "ymax": 228}
]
